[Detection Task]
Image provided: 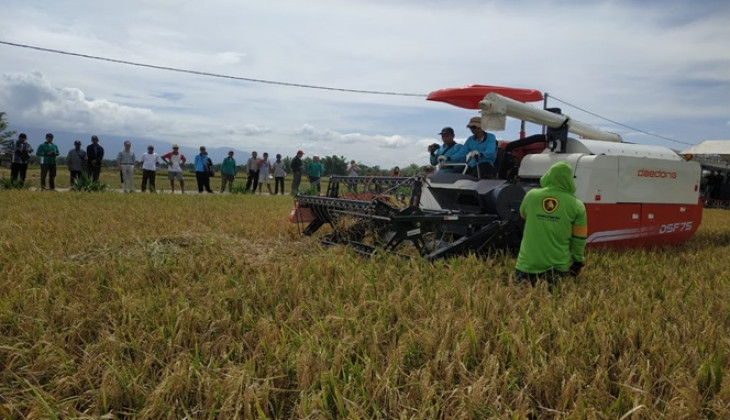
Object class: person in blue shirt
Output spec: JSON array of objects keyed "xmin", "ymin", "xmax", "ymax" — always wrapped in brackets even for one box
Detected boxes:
[
  {"xmin": 194, "ymin": 146, "xmax": 214, "ymax": 193},
  {"xmin": 451, "ymin": 116, "xmax": 498, "ymax": 179},
  {"xmin": 429, "ymin": 127, "xmax": 464, "ymax": 173}
]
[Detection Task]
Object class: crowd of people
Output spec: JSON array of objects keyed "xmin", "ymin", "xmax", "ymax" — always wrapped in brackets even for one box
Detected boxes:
[
  {"xmin": 6, "ymin": 115, "xmax": 499, "ymax": 193},
  {"xmin": 5, "ymin": 114, "xmax": 501, "ymax": 194},
  {"xmin": 8, "ymin": 132, "xmax": 110, "ymax": 190},
  {"xmin": 5, "ymin": 133, "xmax": 316, "ymax": 194}
]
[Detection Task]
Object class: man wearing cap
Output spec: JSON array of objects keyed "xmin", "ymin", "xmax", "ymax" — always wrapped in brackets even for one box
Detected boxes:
[
  {"xmin": 162, "ymin": 144, "xmax": 187, "ymax": 193},
  {"xmin": 67, "ymin": 140, "xmax": 88, "ymax": 186},
  {"xmin": 9, "ymin": 133, "xmax": 33, "ymax": 185},
  {"xmin": 290, "ymin": 150, "xmax": 305, "ymax": 194},
  {"xmin": 451, "ymin": 116, "xmax": 498, "ymax": 179},
  {"xmin": 116, "ymin": 141, "xmax": 136, "ymax": 192},
  {"xmin": 140, "ymin": 145, "xmax": 162, "ymax": 193},
  {"xmin": 36, "ymin": 133, "xmax": 60, "ymax": 190},
  {"xmin": 86, "ymin": 135, "xmax": 104, "ymax": 182},
  {"xmin": 429, "ymin": 127, "xmax": 463, "ymax": 173}
]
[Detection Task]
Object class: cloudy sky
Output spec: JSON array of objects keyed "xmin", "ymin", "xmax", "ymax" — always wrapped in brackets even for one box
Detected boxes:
[{"xmin": 1, "ymin": 0, "xmax": 728, "ymax": 167}]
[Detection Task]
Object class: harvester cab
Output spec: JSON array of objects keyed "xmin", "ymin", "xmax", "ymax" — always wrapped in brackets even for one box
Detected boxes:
[{"xmin": 291, "ymin": 85, "xmax": 703, "ymax": 259}]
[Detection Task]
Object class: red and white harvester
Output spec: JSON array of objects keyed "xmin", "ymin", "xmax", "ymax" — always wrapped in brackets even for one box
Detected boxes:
[{"xmin": 292, "ymin": 85, "xmax": 703, "ymax": 259}]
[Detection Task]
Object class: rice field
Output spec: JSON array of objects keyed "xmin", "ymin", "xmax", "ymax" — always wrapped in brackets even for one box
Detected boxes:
[{"xmin": 0, "ymin": 185, "xmax": 729, "ymax": 419}]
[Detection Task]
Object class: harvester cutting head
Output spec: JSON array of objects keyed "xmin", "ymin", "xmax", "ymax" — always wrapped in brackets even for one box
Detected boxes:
[{"xmin": 292, "ymin": 174, "xmax": 525, "ymax": 260}]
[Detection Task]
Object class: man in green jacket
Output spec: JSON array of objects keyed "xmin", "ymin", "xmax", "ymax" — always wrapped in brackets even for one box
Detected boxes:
[
  {"xmin": 36, "ymin": 133, "xmax": 60, "ymax": 190},
  {"xmin": 515, "ymin": 161, "xmax": 587, "ymax": 284},
  {"xmin": 220, "ymin": 150, "xmax": 237, "ymax": 193},
  {"xmin": 307, "ymin": 155, "xmax": 324, "ymax": 193}
]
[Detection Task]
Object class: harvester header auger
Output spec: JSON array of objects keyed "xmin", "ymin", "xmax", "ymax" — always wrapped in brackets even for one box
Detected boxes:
[{"xmin": 291, "ymin": 85, "xmax": 703, "ymax": 259}]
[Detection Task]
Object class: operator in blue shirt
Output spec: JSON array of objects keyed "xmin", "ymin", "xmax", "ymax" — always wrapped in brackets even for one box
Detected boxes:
[
  {"xmin": 451, "ymin": 116, "xmax": 498, "ymax": 179},
  {"xmin": 429, "ymin": 127, "xmax": 464, "ymax": 174}
]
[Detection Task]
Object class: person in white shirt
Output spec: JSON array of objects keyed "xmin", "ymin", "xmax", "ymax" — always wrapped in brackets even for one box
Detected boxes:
[
  {"xmin": 140, "ymin": 145, "xmax": 162, "ymax": 192},
  {"xmin": 116, "ymin": 141, "xmax": 136, "ymax": 193},
  {"xmin": 273, "ymin": 154, "xmax": 287, "ymax": 195},
  {"xmin": 258, "ymin": 152, "xmax": 273, "ymax": 195},
  {"xmin": 347, "ymin": 159, "xmax": 360, "ymax": 193},
  {"xmin": 348, "ymin": 160, "xmax": 360, "ymax": 177},
  {"xmin": 245, "ymin": 151, "xmax": 259, "ymax": 193},
  {"xmin": 162, "ymin": 144, "xmax": 187, "ymax": 194}
]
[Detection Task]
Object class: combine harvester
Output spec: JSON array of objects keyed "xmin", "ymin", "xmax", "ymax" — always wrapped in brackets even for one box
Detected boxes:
[{"xmin": 291, "ymin": 85, "xmax": 703, "ymax": 260}]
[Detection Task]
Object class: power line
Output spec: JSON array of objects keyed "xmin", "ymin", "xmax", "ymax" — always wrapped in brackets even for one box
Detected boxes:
[
  {"xmin": 1, "ymin": 40, "xmax": 693, "ymax": 146},
  {"xmin": 547, "ymin": 94, "xmax": 692, "ymax": 146},
  {"xmin": 0, "ymin": 40, "xmax": 426, "ymax": 98}
]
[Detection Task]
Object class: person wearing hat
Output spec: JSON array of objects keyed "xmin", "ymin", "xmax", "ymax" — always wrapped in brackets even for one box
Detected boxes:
[
  {"xmin": 36, "ymin": 133, "xmax": 60, "ymax": 190},
  {"xmin": 67, "ymin": 140, "xmax": 88, "ymax": 186},
  {"xmin": 9, "ymin": 133, "xmax": 33, "ymax": 185},
  {"xmin": 116, "ymin": 140, "xmax": 136, "ymax": 192},
  {"xmin": 194, "ymin": 146, "xmax": 214, "ymax": 193},
  {"xmin": 220, "ymin": 150, "xmax": 237, "ymax": 193},
  {"xmin": 86, "ymin": 135, "xmax": 104, "ymax": 182},
  {"xmin": 162, "ymin": 144, "xmax": 187, "ymax": 193},
  {"xmin": 451, "ymin": 116, "xmax": 498, "ymax": 179},
  {"xmin": 429, "ymin": 127, "xmax": 463, "ymax": 174},
  {"xmin": 290, "ymin": 150, "xmax": 305, "ymax": 194},
  {"xmin": 140, "ymin": 145, "xmax": 162, "ymax": 192}
]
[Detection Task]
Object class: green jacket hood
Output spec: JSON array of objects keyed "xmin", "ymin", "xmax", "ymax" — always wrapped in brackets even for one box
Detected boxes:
[{"xmin": 540, "ymin": 161, "xmax": 576, "ymax": 194}]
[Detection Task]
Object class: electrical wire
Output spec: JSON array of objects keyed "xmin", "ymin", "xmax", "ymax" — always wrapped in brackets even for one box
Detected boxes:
[
  {"xmin": 547, "ymin": 94, "xmax": 692, "ymax": 146},
  {"xmin": 0, "ymin": 40, "xmax": 426, "ymax": 97},
  {"xmin": 0, "ymin": 39, "xmax": 694, "ymax": 146}
]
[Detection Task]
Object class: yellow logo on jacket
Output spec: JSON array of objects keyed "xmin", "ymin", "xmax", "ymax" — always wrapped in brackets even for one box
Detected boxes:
[{"xmin": 542, "ymin": 197, "xmax": 559, "ymax": 214}]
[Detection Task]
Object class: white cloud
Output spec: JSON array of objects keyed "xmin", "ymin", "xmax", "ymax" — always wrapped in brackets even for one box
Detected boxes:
[
  {"xmin": 240, "ymin": 124, "xmax": 271, "ymax": 136},
  {"xmin": 296, "ymin": 124, "xmax": 341, "ymax": 142},
  {"xmin": 296, "ymin": 123, "xmax": 417, "ymax": 149},
  {"xmin": 1, "ymin": 71, "xmax": 158, "ymax": 133},
  {"xmin": 340, "ymin": 133, "xmax": 413, "ymax": 149}
]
